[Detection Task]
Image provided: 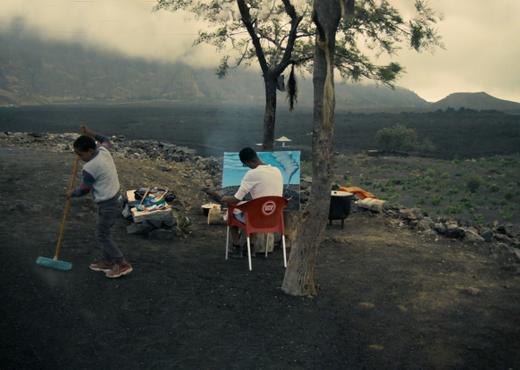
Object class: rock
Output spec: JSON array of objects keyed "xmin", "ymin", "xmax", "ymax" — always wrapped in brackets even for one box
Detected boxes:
[
  {"xmin": 149, "ymin": 229, "xmax": 176, "ymax": 240},
  {"xmin": 461, "ymin": 287, "xmax": 481, "ymax": 296},
  {"xmin": 434, "ymin": 222, "xmax": 447, "ymax": 235},
  {"xmin": 493, "ymin": 242, "xmax": 509, "ymax": 251},
  {"xmin": 510, "ymin": 247, "xmax": 520, "ymax": 261},
  {"xmin": 399, "ymin": 208, "xmax": 424, "ymax": 221},
  {"xmin": 423, "ymin": 229, "xmax": 438, "ymax": 238},
  {"xmin": 445, "ymin": 222, "xmax": 465, "ymax": 239},
  {"xmin": 7, "ymin": 200, "xmax": 35, "ymax": 212},
  {"xmin": 480, "ymin": 228, "xmax": 494, "ymax": 242},
  {"xmin": 145, "ymin": 219, "xmax": 166, "ymax": 229},
  {"xmin": 464, "ymin": 228, "xmax": 485, "ymax": 243},
  {"xmin": 126, "ymin": 223, "xmax": 154, "ymax": 235},
  {"xmin": 162, "ymin": 216, "xmax": 176, "ymax": 228},
  {"xmin": 28, "ymin": 132, "xmax": 44, "ymax": 138},
  {"xmin": 417, "ymin": 217, "xmax": 434, "ymax": 231},
  {"xmin": 495, "ymin": 224, "xmax": 513, "ymax": 237},
  {"xmin": 494, "ymin": 233, "xmax": 513, "ymax": 244},
  {"xmin": 358, "ymin": 302, "xmax": 375, "ymax": 310},
  {"xmin": 57, "ymin": 143, "xmax": 71, "ymax": 152},
  {"xmin": 356, "ymin": 198, "xmax": 386, "ymax": 212}
]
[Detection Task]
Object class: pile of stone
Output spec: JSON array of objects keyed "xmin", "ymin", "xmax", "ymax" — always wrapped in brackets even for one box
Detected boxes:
[
  {"xmin": 0, "ymin": 131, "xmax": 222, "ymax": 181},
  {"xmin": 383, "ymin": 204, "xmax": 520, "ymax": 262}
]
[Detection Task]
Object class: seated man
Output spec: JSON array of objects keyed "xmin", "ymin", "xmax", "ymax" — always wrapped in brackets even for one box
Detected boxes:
[{"xmin": 221, "ymin": 147, "xmax": 283, "ymax": 256}]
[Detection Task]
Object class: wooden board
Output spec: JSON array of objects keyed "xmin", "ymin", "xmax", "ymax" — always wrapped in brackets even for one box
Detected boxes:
[{"xmin": 131, "ymin": 206, "xmax": 172, "ymax": 223}]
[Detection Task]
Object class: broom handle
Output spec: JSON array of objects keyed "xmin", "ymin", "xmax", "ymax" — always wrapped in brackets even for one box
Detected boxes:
[{"xmin": 54, "ymin": 156, "xmax": 79, "ymax": 260}]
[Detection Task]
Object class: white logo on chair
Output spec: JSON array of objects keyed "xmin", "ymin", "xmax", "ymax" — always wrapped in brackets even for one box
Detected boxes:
[{"xmin": 262, "ymin": 200, "xmax": 276, "ymax": 216}]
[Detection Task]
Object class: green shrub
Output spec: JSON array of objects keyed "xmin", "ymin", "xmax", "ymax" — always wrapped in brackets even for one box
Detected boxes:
[
  {"xmin": 499, "ymin": 208, "xmax": 513, "ymax": 220},
  {"xmin": 447, "ymin": 205, "xmax": 464, "ymax": 214},
  {"xmin": 417, "ymin": 138, "xmax": 436, "ymax": 154},
  {"xmin": 431, "ymin": 195, "xmax": 442, "ymax": 206},
  {"xmin": 375, "ymin": 124, "xmax": 418, "ymax": 152},
  {"xmin": 466, "ymin": 175, "xmax": 483, "ymax": 193},
  {"xmin": 474, "ymin": 213, "xmax": 485, "ymax": 224}
]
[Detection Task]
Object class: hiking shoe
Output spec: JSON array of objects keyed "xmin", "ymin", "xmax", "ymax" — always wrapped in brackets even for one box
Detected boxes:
[
  {"xmin": 89, "ymin": 260, "xmax": 114, "ymax": 272},
  {"xmin": 105, "ymin": 262, "xmax": 133, "ymax": 278}
]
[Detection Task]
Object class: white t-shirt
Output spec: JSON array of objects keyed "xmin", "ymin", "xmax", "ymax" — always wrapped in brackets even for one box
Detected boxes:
[{"xmin": 234, "ymin": 165, "xmax": 283, "ymax": 201}]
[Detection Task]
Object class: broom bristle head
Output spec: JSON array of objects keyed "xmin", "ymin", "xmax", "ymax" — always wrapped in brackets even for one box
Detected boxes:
[{"xmin": 36, "ymin": 256, "xmax": 72, "ymax": 271}]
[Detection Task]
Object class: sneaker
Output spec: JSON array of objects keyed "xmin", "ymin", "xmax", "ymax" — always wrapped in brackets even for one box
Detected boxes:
[
  {"xmin": 89, "ymin": 260, "xmax": 114, "ymax": 272},
  {"xmin": 105, "ymin": 262, "xmax": 133, "ymax": 278}
]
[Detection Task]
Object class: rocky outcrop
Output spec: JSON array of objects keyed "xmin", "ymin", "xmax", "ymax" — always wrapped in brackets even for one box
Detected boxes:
[{"xmin": 380, "ymin": 203, "xmax": 520, "ymax": 262}]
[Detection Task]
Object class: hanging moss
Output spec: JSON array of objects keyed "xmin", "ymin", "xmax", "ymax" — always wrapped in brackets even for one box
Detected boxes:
[{"xmin": 287, "ymin": 63, "xmax": 298, "ymax": 111}]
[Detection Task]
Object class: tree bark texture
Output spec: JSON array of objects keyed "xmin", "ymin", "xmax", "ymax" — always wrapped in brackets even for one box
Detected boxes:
[
  {"xmin": 262, "ymin": 73, "xmax": 278, "ymax": 150},
  {"xmin": 281, "ymin": 0, "xmax": 343, "ymax": 296}
]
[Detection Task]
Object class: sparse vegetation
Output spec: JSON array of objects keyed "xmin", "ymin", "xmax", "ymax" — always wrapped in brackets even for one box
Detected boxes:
[
  {"xmin": 327, "ymin": 153, "xmax": 520, "ymax": 225},
  {"xmin": 466, "ymin": 175, "xmax": 483, "ymax": 193}
]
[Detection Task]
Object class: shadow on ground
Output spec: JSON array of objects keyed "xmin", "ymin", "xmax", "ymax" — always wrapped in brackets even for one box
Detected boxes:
[{"xmin": 1, "ymin": 147, "xmax": 519, "ymax": 369}]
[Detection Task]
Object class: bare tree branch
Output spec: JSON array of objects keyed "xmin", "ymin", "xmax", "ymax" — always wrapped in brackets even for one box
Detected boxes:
[{"xmin": 237, "ymin": 0, "xmax": 269, "ymax": 74}]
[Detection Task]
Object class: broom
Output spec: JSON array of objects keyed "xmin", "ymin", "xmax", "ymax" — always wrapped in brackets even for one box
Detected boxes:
[{"xmin": 36, "ymin": 156, "xmax": 79, "ymax": 271}]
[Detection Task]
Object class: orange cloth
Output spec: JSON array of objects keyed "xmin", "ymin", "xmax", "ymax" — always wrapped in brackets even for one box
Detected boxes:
[{"xmin": 338, "ymin": 186, "xmax": 375, "ymax": 200}]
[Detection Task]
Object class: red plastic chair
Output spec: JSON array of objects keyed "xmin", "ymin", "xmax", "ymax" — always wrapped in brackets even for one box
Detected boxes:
[{"xmin": 226, "ymin": 196, "xmax": 288, "ymax": 271}]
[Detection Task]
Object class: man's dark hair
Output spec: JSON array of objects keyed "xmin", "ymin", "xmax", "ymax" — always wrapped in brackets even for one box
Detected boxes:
[
  {"xmin": 239, "ymin": 147, "xmax": 258, "ymax": 163},
  {"xmin": 73, "ymin": 135, "xmax": 96, "ymax": 152}
]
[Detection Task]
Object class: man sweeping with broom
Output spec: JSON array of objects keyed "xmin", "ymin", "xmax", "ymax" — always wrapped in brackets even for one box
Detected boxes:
[{"xmin": 67, "ymin": 125, "xmax": 133, "ymax": 278}]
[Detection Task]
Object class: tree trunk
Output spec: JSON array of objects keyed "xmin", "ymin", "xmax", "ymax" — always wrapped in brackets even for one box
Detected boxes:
[
  {"xmin": 281, "ymin": 0, "xmax": 343, "ymax": 297},
  {"xmin": 262, "ymin": 73, "xmax": 277, "ymax": 151}
]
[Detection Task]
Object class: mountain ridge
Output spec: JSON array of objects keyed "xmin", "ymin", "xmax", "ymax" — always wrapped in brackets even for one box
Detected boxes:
[
  {"xmin": 1, "ymin": 26, "xmax": 519, "ymax": 113},
  {"xmin": 431, "ymin": 92, "xmax": 520, "ymax": 112}
]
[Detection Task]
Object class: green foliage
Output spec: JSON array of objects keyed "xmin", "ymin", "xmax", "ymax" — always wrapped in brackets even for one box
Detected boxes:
[
  {"xmin": 431, "ymin": 195, "xmax": 442, "ymax": 206},
  {"xmin": 156, "ymin": 0, "xmax": 442, "ymax": 86},
  {"xmin": 446, "ymin": 204, "xmax": 464, "ymax": 214},
  {"xmin": 499, "ymin": 208, "xmax": 513, "ymax": 221},
  {"xmin": 417, "ymin": 137, "xmax": 436, "ymax": 154},
  {"xmin": 474, "ymin": 213, "xmax": 484, "ymax": 224},
  {"xmin": 465, "ymin": 175, "xmax": 483, "ymax": 193},
  {"xmin": 375, "ymin": 124, "xmax": 418, "ymax": 152}
]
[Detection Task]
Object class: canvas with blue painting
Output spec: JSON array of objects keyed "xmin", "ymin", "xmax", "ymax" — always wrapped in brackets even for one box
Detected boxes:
[{"xmin": 222, "ymin": 151, "xmax": 301, "ymax": 210}]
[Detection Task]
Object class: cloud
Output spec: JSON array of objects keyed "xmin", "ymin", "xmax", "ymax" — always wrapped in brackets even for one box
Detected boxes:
[
  {"xmin": 0, "ymin": 0, "xmax": 519, "ymax": 102},
  {"xmin": 0, "ymin": 0, "xmax": 216, "ymax": 66},
  {"xmin": 390, "ymin": 0, "xmax": 520, "ymax": 102}
]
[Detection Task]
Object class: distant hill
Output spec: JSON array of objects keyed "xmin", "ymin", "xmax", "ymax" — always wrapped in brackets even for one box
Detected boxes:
[
  {"xmin": 431, "ymin": 92, "xmax": 520, "ymax": 113},
  {"xmin": 0, "ymin": 24, "xmax": 428, "ymax": 111}
]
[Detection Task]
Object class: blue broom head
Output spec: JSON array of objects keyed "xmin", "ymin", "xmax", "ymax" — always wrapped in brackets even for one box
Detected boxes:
[{"xmin": 36, "ymin": 256, "xmax": 72, "ymax": 271}]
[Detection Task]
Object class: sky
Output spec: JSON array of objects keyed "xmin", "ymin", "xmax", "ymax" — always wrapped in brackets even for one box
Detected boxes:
[{"xmin": 1, "ymin": 0, "xmax": 519, "ymax": 103}]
